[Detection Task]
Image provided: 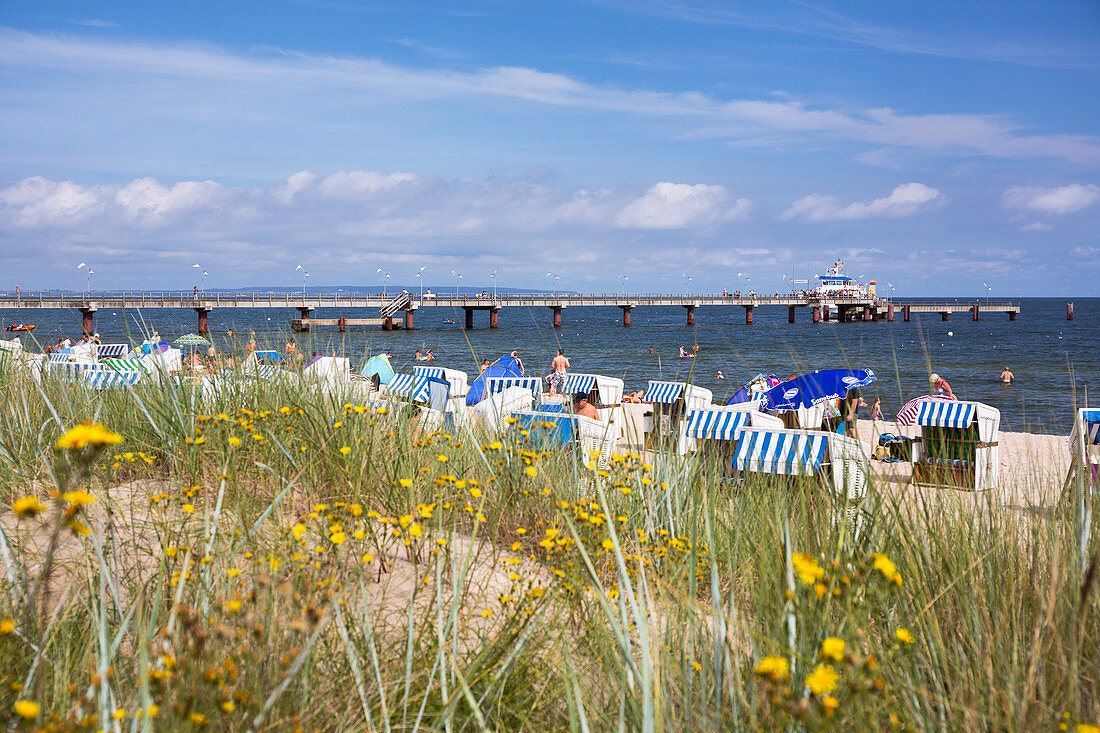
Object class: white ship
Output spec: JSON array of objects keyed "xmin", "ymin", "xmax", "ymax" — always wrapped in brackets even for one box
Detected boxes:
[{"xmin": 816, "ymin": 261, "xmax": 877, "ymax": 308}]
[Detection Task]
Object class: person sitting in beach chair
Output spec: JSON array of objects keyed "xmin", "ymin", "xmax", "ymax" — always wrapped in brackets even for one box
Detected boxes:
[{"xmin": 911, "ymin": 400, "xmax": 1000, "ymax": 491}]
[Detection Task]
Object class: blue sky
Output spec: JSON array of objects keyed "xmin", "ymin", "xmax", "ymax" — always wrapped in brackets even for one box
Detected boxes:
[{"xmin": 0, "ymin": 0, "xmax": 1097, "ymax": 295}]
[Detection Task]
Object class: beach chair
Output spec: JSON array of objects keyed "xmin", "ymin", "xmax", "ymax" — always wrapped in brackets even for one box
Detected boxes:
[
  {"xmin": 384, "ymin": 373, "xmax": 456, "ymax": 431},
  {"xmin": 911, "ymin": 400, "xmax": 1000, "ymax": 491},
  {"xmin": 1066, "ymin": 408, "xmax": 1100, "ymax": 491},
  {"xmin": 643, "ymin": 380, "xmax": 712, "ymax": 450},
  {"xmin": 46, "ymin": 361, "xmax": 108, "ymax": 380},
  {"xmin": 415, "ymin": 365, "xmax": 470, "ymax": 421},
  {"xmin": 485, "ymin": 376, "xmax": 542, "ymax": 400},
  {"xmin": 734, "ymin": 426, "xmax": 871, "ymax": 501},
  {"xmin": 102, "ymin": 356, "xmax": 151, "ymax": 374},
  {"xmin": 94, "ymin": 344, "xmax": 129, "ymax": 358},
  {"xmin": 468, "ymin": 387, "xmax": 535, "ymax": 434},
  {"xmin": 677, "ymin": 404, "xmax": 785, "ymax": 458},
  {"xmin": 511, "ymin": 410, "xmax": 616, "ymax": 472},
  {"xmin": 84, "ymin": 370, "xmax": 142, "ymax": 390}
]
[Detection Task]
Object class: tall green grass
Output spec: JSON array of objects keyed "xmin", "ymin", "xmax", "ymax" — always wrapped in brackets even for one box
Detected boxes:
[{"xmin": 0, "ymin": 360, "xmax": 1095, "ymax": 731}]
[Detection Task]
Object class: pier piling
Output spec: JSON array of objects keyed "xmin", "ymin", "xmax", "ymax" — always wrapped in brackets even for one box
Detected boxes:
[
  {"xmin": 863, "ymin": 305, "xmax": 871, "ymax": 322},
  {"xmin": 489, "ymin": 308, "xmax": 499, "ymax": 329},
  {"xmin": 812, "ymin": 306, "xmax": 821, "ymax": 323},
  {"xmin": 1067, "ymin": 302, "xmax": 1074, "ymax": 321},
  {"xmin": 80, "ymin": 306, "xmax": 95, "ymax": 336},
  {"xmin": 972, "ymin": 304, "xmax": 979, "ymax": 321},
  {"xmin": 888, "ymin": 303, "xmax": 894, "ymax": 322},
  {"xmin": 338, "ymin": 317, "xmax": 346, "ymax": 332},
  {"xmin": 822, "ymin": 304, "xmax": 830, "ymax": 321},
  {"xmin": 464, "ymin": 308, "xmax": 474, "ymax": 330},
  {"xmin": 744, "ymin": 306, "xmax": 754, "ymax": 324},
  {"xmin": 941, "ymin": 312, "xmax": 949, "ymax": 322},
  {"xmin": 788, "ymin": 305, "xmax": 796, "ymax": 323},
  {"xmin": 684, "ymin": 305, "xmax": 695, "ymax": 326},
  {"xmin": 551, "ymin": 306, "xmax": 563, "ymax": 328},
  {"xmin": 903, "ymin": 305, "xmax": 910, "ymax": 322},
  {"xmin": 195, "ymin": 307, "xmax": 212, "ymax": 335},
  {"xmin": 296, "ymin": 307, "xmax": 313, "ymax": 332},
  {"xmin": 621, "ymin": 305, "xmax": 633, "ymax": 327},
  {"xmin": 404, "ymin": 310, "xmax": 414, "ymax": 330}
]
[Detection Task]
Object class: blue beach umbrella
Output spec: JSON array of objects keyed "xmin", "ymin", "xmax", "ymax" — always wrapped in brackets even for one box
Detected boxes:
[
  {"xmin": 725, "ymin": 373, "xmax": 781, "ymax": 406},
  {"xmin": 758, "ymin": 369, "xmax": 877, "ymax": 412}
]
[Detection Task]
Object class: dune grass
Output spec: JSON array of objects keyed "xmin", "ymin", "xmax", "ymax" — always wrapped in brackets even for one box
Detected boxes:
[{"xmin": 0, "ymin": 360, "xmax": 1096, "ymax": 731}]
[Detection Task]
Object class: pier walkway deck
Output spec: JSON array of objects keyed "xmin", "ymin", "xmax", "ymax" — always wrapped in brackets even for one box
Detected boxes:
[{"xmin": 0, "ymin": 290, "xmax": 1021, "ymax": 334}]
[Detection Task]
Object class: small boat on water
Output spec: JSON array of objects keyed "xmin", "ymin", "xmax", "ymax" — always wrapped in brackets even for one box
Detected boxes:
[{"xmin": 4, "ymin": 324, "xmax": 35, "ymax": 332}]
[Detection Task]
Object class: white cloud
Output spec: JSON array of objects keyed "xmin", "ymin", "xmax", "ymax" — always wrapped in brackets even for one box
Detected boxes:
[
  {"xmin": 1072, "ymin": 246, "xmax": 1100, "ymax": 259},
  {"xmin": 1020, "ymin": 222, "xmax": 1053, "ymax": 232},
  {"xmin": 1003, "ymin": 184, "xmax": 1100, "ymax": 215},
  {"xmin": 780, "ymin": 183, "xmax": 943, "ymax": 222},
  {"xmin": 615, "ymin": 182, "xmax": 751, "ymax": 229},
  {"xmin": 1, "ymin": 29, "xmax": 1098, "ymax": 164}
]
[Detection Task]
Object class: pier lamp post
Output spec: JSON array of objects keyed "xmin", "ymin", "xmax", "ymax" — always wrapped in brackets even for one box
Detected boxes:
[
  {"xmin": 77, "ymin": 262, "xmax": 94, "ymax": 295},
  {"xmin": 545, "ymin": 272, "xmax": 559, "ymax": 298},
  {"xmin": 192, "ymin": 264, "xmax": 207, "ymax": 295},
  {"xmin": 295, "ymin": 265, "xmax": 309, "ymax": 299},
  {"xmin": 983, "ymin": 282, "xmax": 992, "ymax": 304},
  {"xmin": 376, "ymin": 268, "xmax": 391, "ymax": 297},
  {"xmin": 490, "ymin": 268, "xmax": 500, "ymax": 300},
  {"xmin": 416, "ymin": 266, "xmax": 427, "ymax": 300},
  {"xmin": 451, "ymin": 270, "xmax": 462, "ymax": 296},
  {"xmin": 680, "ymin": 273, "xmax": 692, "ymax": 294},
  {"xmin": 618, "ymin": 273, "xmax": 629, "ymax": 297}
]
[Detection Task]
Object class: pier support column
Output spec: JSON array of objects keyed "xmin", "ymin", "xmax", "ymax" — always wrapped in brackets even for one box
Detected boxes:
[
  {"xmin": 338, "ymin": 316, "xmax": 347, "ymax": 332},
  {"xmin": 621, "ymin": 305, "xmax": 633, "ymax": 327},
  {"xmin": 79, "ymin": 306, "xmax": 96, "ymax": 336},
  {"xmin": 903, "ymin": 305, "xmax": 911, "ymax": 322},
  {"xmin": 822, "ymin": 304, "xmax": 830, "ymax": 321},
  {"xmin": 404, "ymin": 309, "xmax": 414, "ymax": 330},
  {"xmin": 489, "ymin": 308, "xmax": 499, "ymax": 329},
  {"xmin": 788, "ymin": 305, "xmax": 796, "ymax": 323},
  {"xmin": 195, "ymin": 307, "xmax": 212, "ymax": 335},
  {"xmin": 863, "ymin": 306, "xmax": 872, "ymax": 322},
  {"xmin": 888, "ymin": 303, "xmax": 894, "ymax": 322},
  {"xmin": 744, "ymin": 306, "xmax": 754, "ymax": 324},
  {"xmin": 551, "ymin": 307, "xmax": 562, "ymax": 328},
  {"xmin": 971, "ymin": 304, "xmax": 979, "ymax": 321},
  {"xmin": 1009, "ymin": 311, "xmax": 1017, "ymax": 321},
  {"xmin": 812, "ymin": 306, "xmax": 821, "ymax": 323},
  {"xmin": 1067, "ymin": 302, "xmax": 1074, "ymax": 321},
  {"xmin": 684, "ymin": 305, "xmax": 695, "ymax": 326},
  {"xmin": 940, "ymin": 312, "xmax": 949, "ymax": 322},
  {"xmin": 464, "ymin": 308, "xmax": 474, "ymax": 329},
  {"xmin": 296, "ymin": 307, "xmax": 313, "ymax": 332}
]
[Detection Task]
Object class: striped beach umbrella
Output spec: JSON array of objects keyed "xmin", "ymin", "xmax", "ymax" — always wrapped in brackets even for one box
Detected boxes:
[
  {"xmin": 895, "ymin": 394, "xmax": 955, "ymax": 426},
  {"xmin": 173, "ymin": 334, "xmax": 209, "ymax": 347}
]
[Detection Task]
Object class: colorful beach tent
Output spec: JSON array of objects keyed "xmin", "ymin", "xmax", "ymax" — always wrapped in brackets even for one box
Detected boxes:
[
  {"xmin": 466, "ymin": 356, "xmax": 522, "ymax": 405},
  {"xmin": 758, "ymin": 369, "xmax": 877, "ymax": 412},
  {"xmin": 725, "ymin": 374, "xmax": 781, "ymax": 406},
  {"xmin": 361, "ymin": 353, "xmax": 395, "ymax": 385}
]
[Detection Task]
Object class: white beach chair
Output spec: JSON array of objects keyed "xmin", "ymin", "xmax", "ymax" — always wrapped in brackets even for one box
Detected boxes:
[
  {"xmin": 643, "ymin": 380, "xmax": 713, "ymax": 449},
  {"xmin": 468, "ymin": 386, "xmax": 535, "ymax": 434},
  {"xmin": 734, "ymin": 425, "xmax": 872, "ymax": 501},
  {"xmin": 910, "ymin": 400, "xmax": 1000, "ymax": 491},
  {"xmin": 677, "ymin": 404, "xmax": 784, "ymax": 457}
]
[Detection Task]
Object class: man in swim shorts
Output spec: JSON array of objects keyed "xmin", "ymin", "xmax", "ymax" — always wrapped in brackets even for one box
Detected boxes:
[{"xmin": 549, "ymin": 348, "xmax": 569, "ymax": 394}]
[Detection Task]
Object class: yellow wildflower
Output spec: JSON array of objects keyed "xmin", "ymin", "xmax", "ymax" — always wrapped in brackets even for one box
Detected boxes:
[
  {"xmin": 408, "ymin": 523, "xmax": 423, "ymax": 538},
  {"xmin": 895, "ymin": 628, "xmax": 916, "ymax": 644},
  {"xmin": 399, "ymin": 478, "xmax": 412, "ymax": 488},
  {"xmin": 805, "ymin": 664, "xmax": 839, "ymax": 695},
  {"xmin": 182, "ymin": 504, "xmax": 195, "ymax": 514},
  {"xmin": 12, "ymin": 496, "xmax": 47, "ymax": 518},
  {"xmin": 62, "ymin": 490, "xmax": 96, "ymax": 508},
  {"xmin": 1076, "ymin": 725, "xmax": 1100, "ymax": 733},
  {"xmin": 13, "ymin": 700, "xmax": 39, "ymax": 719},
  {"xmin": 822, "ymin": 695, "xmax": 839, "ymax": 716},
  {"xmin": 339, "ymin": 446, "xmax": 351, "ymax": 455},
  {"xmin": 820, "ymin": 637, "xmax": 845, "ymax": 662},
  {"xmin": 437, "ymin": 454, "xmax": 449, "ymax": 462},
  {"xmin": 228, "ymin": 436, "xmax": 241, "ymax": 446},
  {"xmin": 221, "ymin": 701, "xmax": 235, "ymax": 712},
  {"xmin": 753, "ymin": 656, "xmax": 790, "ymax": 681},
  {"xmin": 0, "ymin": 619, "xmax": 14, "ymax": 635},
  {"xmin": 223, "ymin": 600, "xmax": 242, "ymax": 613},
  {"xmin": 873, "ymin": 553, "xmax": 901, "ymax": 583},
  {"xmin": 792, "ymin": 553, "xmax": 825, "ymax": 585},
  {"xmin": 525, "ymin": 466, "xmax": 537, "ymax": 477},
  {"xmin": 55, "ymin": 422, "xmax": 122, "ymax": 450}
]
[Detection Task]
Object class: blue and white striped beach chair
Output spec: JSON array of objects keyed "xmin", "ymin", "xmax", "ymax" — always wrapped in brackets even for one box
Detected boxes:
[
  {"xmin": 486, "ymin": 376, "xmax": 542, "ymax": 398},
  {"xmin": 912, "ymin": 400, "xmax": 1000, "ymax": 491},
  {"xmin": 95, "ymin": 344, "xmax": 130, "ymax": 358}
]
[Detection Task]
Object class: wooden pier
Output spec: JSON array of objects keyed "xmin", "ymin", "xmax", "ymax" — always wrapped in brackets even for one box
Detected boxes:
[{"xmin": 0, "ymin": 289, "xmax": 1022, "ymax": 334}]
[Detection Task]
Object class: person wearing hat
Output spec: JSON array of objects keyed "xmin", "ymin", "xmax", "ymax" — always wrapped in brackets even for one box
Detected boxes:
[{"xmin": 930, "ymin": 373, "xmax": 955, "ymax": 399}]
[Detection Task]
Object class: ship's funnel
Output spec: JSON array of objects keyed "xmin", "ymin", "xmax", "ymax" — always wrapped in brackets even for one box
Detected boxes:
[{"xmin": 868, "ymin": 280, "xmax": 877, "ymax": 297}]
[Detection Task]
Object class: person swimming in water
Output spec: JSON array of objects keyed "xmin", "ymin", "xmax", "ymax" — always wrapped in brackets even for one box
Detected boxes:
[{"xmin": 999, "ymin": 366, "xmax": 1014, "ymax": 383}]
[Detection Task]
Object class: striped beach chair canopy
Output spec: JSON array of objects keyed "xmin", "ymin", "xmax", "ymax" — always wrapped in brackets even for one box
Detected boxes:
[
  {"xmin": 685, "ymin": 408, "xmax": 752, "ymax": 441},
  {"xmin": 95, "ymin": 344, "xmax": 130, "ymax": 358},
  {"xmin": 386, "ymin": 372, "xmax": 416, "ymax": 398},
  {"xmin": 645, "ymin": 380, "xmax": 684, "ymax": 404},
  {"xmin": 735, "ymin": 428, "xmax": 830, "ymax": 477},
  {"xmin": 48, "ymin": 352, "xmax": 72, "ymax": 363},
  {"xmin": 562, "ymin": 374, "xmax": 596, "ymax": 395},
  {"xmin": 916, "ymin": 400, "xmax": 975, "ymax": 429},
  {"xmin": 413, "ymin": 366, "xmax": 445, "ymax": 381},
  {"xmin": 1083, "ymin": 409, "xmax": 1100, "ymax": 445},
  {"xmin": 102, "ymin": 357, "xmax": 150, "ymax": 374},
  {"xmin": 84, "ymin": 370, "xmax": 142, "ymax": 389},
  {"xmin": 486, "ymin": 376, "xmax": 542, "ymax": 397}
]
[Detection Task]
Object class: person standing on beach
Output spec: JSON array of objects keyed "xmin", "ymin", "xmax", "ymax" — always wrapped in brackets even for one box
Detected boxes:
[
  {"xmin": 999, "ymin": 366, "xmax": 1014, "ymax": 384},
  {"xmin": 870, "ymin": 397, "xmax": 883, "ymax": 421},
  {"xmin": 511, "ymin": 351, "xmax": 525, "ymax": 375},
  {"xmin": 548, "ymin": 349, "xmax": 569, "ymax": 395},
  {"xmin": 930, "ymin": 373, "xmax": 955, "ymax": 399}
]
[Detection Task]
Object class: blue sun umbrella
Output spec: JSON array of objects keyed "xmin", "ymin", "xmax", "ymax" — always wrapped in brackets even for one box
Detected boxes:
[{"xmin": 758, "ymin": 369, "xmax": 877, "ymax": 412}]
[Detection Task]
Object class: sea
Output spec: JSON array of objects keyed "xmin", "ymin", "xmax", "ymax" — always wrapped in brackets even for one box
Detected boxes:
[{"xmin": 3, "ymin": 297, "xmax": 1095, "ymax": 435}]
